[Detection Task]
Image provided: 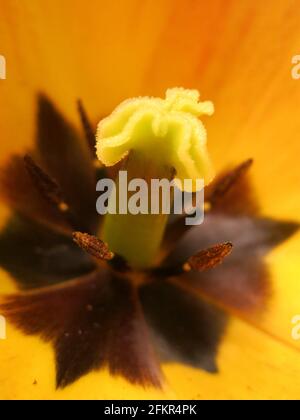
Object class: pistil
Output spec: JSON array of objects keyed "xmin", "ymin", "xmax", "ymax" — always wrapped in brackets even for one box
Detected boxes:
[{"xmin": 96, "ymin": 88, "xmax": 215, "ymax": 268}]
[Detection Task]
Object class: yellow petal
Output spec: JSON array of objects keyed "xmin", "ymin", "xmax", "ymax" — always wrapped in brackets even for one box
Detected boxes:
[
  {"xmin": 166, "ymin": 317, "xmax": 300, "ymax": 400},
  {"xmin": 136, "ymin": 0, "xmax": 300, "ymax": 351},
  {"xmin": 1, "ymin": 317, "xmax": 300, "ymax": 399}
]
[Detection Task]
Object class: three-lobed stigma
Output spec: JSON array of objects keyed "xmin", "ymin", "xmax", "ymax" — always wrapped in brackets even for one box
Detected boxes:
[{"xmin": 96, "ymin": 88, "xmax": 215, "ymax": 191}]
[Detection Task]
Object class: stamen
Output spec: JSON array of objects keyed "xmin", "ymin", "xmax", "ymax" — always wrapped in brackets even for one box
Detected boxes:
[
  {"xmin": 183, "ymin": 242, "xmax": 233, "ymax": 272},
  {"xmin": 73, "ymin": 232, "xmax": 114, "ymax": 261},
  {"xmin": 24, "ymin": 155, "xmax": 67, "ymax": 210},
  {"xmin": 77, "ymin": 99, "xmax": 103, "ymax": 171},
  {"xmin": 77, "ymin": 99, "xmax": 103, "ymax": 169},
  {"xmin": 163, "ymin": 159, "xmax": 254, "ymax": 250},
  {"xmin": 24, "ymin": 155, "xmax": 90, "ymax": 231},
  {"xmin": 77, "ymin": 100, "xmax": 96, "ymax": 153}
]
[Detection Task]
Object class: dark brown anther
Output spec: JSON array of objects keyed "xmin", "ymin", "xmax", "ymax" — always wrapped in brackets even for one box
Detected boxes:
[
  {"xmin": 77, "ymin": 99, "xmax": 96, "ymax": 153},
  {"xmin": 24, "ymin": 154, "xmax": 67, "ymax": 209},
  {"xmin": 184, "ymin": 242, "xmax": 233, "ymax": 272},
  {"xmin": 206, "ymin": 159, "xmax": 253, "ymax": 206},
  {"xmin": 24, "ymin": 155, "xmax": 87, "ymax": 231},
  {"xmin": 73, "ymin": 232, "xmax": 114, "ymax": 261}
]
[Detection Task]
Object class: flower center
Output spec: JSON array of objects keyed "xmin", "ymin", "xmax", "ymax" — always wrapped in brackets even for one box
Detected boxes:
[{"xmin": 96, "ymin": 88, "xmax": 215, "ymax": 268}]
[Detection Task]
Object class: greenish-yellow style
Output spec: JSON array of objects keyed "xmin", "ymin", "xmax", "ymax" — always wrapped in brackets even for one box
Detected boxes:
[{"xmin": 96, "ymin": 88, "xmax": 214, "ymax": 268}]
